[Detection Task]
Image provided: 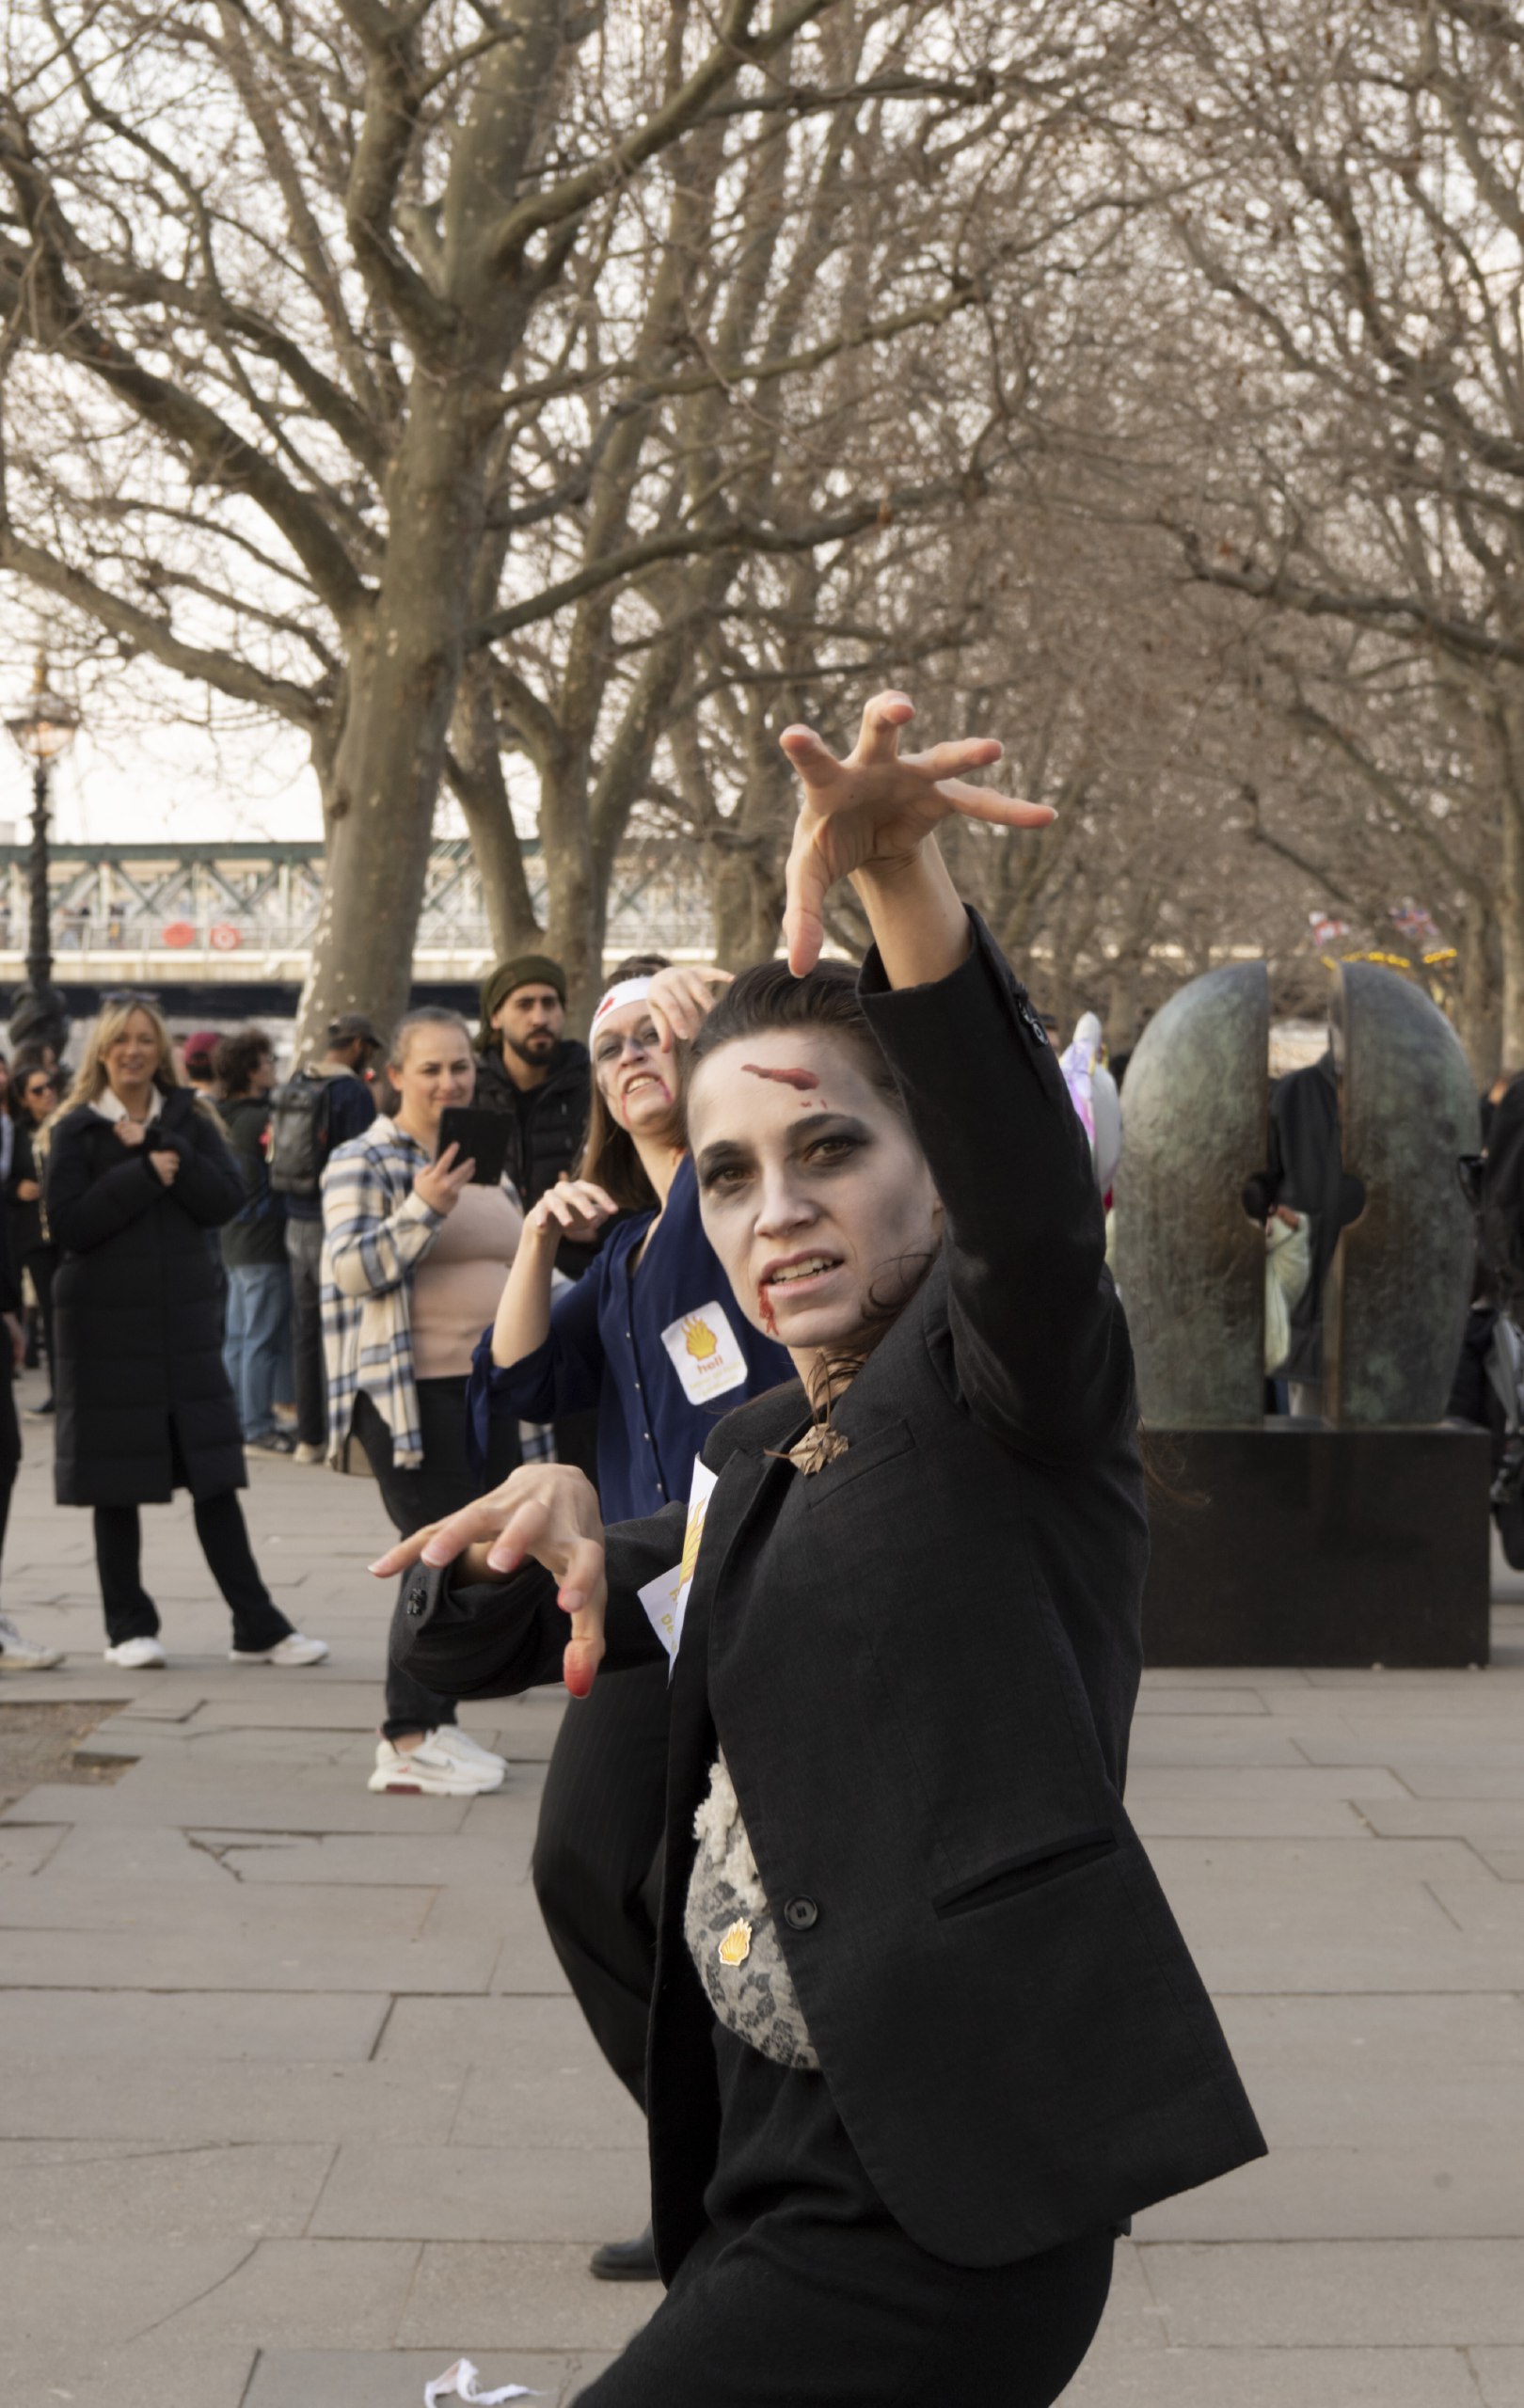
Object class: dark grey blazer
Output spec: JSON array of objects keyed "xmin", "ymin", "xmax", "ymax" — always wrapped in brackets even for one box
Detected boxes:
[{"xmin": 396, "ymin": 915, "xmax": 1266, "ymax": 2274}]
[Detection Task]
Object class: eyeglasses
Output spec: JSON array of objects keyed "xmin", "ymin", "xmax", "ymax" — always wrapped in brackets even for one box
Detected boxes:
[{"xmin": 99, "ymin": 988, "xmax": 162, "ymax": 1008}]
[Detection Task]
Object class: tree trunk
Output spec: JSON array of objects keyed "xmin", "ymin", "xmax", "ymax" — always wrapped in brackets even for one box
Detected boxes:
[
  {"xmin": 1494, "ymin": 683, "xmax": 1524, "ymax": 1070},
  {"xmin": 451, "ymin": 658, "xmax": 543, "ymax": 960},
  {"xmin": 294, "ymin": 394, "xmax": 487, "ymax": 1054},
  {"xmin": 1454, "ymin": 893, "xmax": 1500, "ymax": 1085},
  {"xmin": 539, "ymin": 761, "xmax": 604, "ymax": 1033},
  {"xmin": 709, "ymin": 832, "xmax": 786, "ymax": 966}
]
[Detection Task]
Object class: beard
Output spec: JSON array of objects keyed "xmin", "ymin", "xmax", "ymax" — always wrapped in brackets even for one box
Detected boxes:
[{"xmin": 503, "ymin": 1027, "xmax": 558, "ymax": 1067}]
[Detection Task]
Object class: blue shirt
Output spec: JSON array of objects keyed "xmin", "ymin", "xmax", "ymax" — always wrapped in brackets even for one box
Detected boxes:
[{"xmin": 467, "ymin": 1155, "xmax": 793, "ymax": 1521}]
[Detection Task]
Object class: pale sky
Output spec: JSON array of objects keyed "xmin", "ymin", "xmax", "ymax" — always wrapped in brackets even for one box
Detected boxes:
[{"xmin": 0, "ymin": 721, "xmax": 325, "ymax": 850}]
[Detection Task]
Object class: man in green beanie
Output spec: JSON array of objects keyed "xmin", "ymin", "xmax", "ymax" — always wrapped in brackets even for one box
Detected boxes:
[{"xmin": 474, "ymin": 952, "xmax": 595, "ymax": 1272}]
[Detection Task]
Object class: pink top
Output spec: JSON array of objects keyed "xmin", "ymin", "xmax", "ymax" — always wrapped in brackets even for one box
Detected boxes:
[{"xmin": 411, "ymin": 1183, "xmax": 521, "ymax": 1382}]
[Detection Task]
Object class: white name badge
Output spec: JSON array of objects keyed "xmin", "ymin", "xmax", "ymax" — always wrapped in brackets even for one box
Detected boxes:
[
  {"xmin": 638, "ymin": 1455, "xmax": 719, "ymax": 1671},
  {"xmin": 659, "ymin": 1300, "xmax": 749, "ymax": 1406}
]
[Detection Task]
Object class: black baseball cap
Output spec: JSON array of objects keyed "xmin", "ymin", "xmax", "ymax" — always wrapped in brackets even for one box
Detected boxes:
[{"xmin": 327, "ymin": 1012, "xmax": 382, "ymax": 1050}]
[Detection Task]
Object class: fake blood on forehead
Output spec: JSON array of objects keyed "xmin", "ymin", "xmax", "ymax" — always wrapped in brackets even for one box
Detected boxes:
[{"xmin": 741, "ymin": 1062, "xmax": 818, "ymax": 1092}]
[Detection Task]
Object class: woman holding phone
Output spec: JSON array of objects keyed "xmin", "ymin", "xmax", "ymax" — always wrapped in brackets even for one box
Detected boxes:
[
  {"xmin": 322, "ymin": 1008, "xmax": 528, "ymax": 1795},
  {"xmin": 382, "ymin": 694, "xmax": 1262, "ymax": 2403}
]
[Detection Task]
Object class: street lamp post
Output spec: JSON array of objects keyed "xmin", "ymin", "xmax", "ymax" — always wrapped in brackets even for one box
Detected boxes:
[{"xmin": 6, "ymin": 654, "xmax": 78, "ymax": 1058}]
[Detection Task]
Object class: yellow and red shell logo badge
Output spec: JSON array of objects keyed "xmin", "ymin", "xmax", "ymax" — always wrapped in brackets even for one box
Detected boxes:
[{"xmin": 683, "ymin": 1313, "xmax": 719, "ymax": 1361}]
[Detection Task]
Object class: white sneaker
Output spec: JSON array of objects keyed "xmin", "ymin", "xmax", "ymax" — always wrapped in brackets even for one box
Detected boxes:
[
  {"xmin": 433, "ymin": 1725, "xmax": 509, "ymax": 1778},
  {"xmin": 0, "ymin": 1613, "xmax": 64, "ymax": 1671},
  {"xmin": 229, "ymin": 1632, "xmax": 330, "ymax": 1667},
  {"xmin": 103, "ymin": 1636, "xmax": 167, "ymax": 1670},
  {"xmin": 367, "ymin": 1733, "xmax": 504, "ymax": 1797},
  {"xmin": 294, "ymin": 1442, "xmax": 325, "ymax": 1466}
]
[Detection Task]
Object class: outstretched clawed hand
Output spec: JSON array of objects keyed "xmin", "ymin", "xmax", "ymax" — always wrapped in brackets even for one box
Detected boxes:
[
  {"xmin": 370, "ymin": 1465, "xmax": 609, "ymax": 1698},
  {"xmin": 778, "ymin": 690, "xmax": 1055, "ymax": 975}
]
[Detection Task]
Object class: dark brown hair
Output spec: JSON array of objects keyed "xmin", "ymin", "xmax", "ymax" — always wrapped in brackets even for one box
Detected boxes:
[
  {"xmin": 213, "ymin": 1026, "xmax": 274, "ymax": 1098},
  {"xmin": 682, "ymin": 957, "xmax": 908, "ymax": 1116},
  {"xmin": 578, "ymin": 954, "xmax": 676, "ymax": 1213}
]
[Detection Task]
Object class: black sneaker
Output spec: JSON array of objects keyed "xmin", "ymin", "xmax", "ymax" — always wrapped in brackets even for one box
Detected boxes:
[
  {"xmin": 589, "ymin": 2225, "xmax": 659, "ymax": 2282},
  {"xmin": 24, "ymin": 1395, "xmax": 55, "ymax": 1419}
]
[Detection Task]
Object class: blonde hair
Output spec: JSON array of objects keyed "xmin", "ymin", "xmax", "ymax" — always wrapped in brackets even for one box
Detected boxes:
[{"xmin": 61, "ymin": 994, "xmax": 183, "ymax": 1115}]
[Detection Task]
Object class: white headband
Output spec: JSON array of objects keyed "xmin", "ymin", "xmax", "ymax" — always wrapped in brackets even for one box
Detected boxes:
[{"xmin": 591, "ymin": 975, "xmax": 653, "ymax": 1034}]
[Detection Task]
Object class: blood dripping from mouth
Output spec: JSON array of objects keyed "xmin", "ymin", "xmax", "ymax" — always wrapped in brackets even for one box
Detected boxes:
[
  {"xmin": 757, "ymin": 1282, "xmax": 780, "ymax": 1337},
  {"xmin": 741, "ymin": 1062, "xmax": 818, "ymax": 1092}
]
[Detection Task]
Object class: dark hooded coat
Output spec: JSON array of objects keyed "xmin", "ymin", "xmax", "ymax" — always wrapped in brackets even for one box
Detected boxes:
[{"xmin": 46, "ymin": 1087, "xmax": 247, "ymax": 1508}]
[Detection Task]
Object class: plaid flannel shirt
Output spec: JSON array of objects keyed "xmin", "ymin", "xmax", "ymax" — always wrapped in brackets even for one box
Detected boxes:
[{"xmin": 320, "ymin": 1117, "xmax": 552, "ymax": 1472}]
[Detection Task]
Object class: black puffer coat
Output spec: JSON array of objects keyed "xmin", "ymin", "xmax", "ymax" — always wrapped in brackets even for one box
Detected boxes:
[{"xmin": 46, "ymin": 1088, "xmax": 247, "ymax": 1508}]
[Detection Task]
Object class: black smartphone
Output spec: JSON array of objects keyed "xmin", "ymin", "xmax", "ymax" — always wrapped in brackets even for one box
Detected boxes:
[{"xmin": 436, "ymin": 1106, "xmax": 514, "ymax": 1187}]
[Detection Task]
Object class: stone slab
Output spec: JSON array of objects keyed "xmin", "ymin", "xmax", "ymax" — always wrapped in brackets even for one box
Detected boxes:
[
  {"xmin": 0, "ymin": 2338, "xmax": 257, "ymax": 2408},
  {"xmin": 0, "ymin": 2056, "xmax": 468, "ymax": 2146},
  {"xmin": 0, "ymin": 1870, "xmax": 432, "ymax": 1934},
  {"xmin": 1216, "ymin": 1988, "xmax": 1524, "ymax": 2067},
  {"xmin": 246, "ymin": 2349, "xmax": 610, "ymax": 2408},
  {"xmin": 310, "ymin": 2142, "xmax": 647, "ymax": 2242},
  {"xmin": 1123, "ymin": 1766, "xmax": 1407, "ymax": 1798},
  {"xmin": 1063, "ymin": 2343, "xmax": 1489, "ymax": 2406},
  {"xmin": 0, "ymin": 1820, "xmax": 65, "ymax": 1875},
  {"xmin": 1135, "ymin": 2135, "xmax": 1524, "ymax": 2240},
  {"xmin": 380, "ymin": 1995, "xmax": 613, "ymax": 2071},
  {"xmin": 0, "ymin": 2237, "xmax": 262, "ymax": 2350},
  {"xmin": 1133, "ymin": 1687, "xmax": 1271, "ymax": 1716},
  {"xmin": 150, "ymin": 2237, "xmax": 423, "ymax": 2347},
  {"xmin": 1475, "ymin": 2352, "xmax": 1524, "ymax": 2406},
  {"xmin": 0, "ymin": 1921, "xmax": 500, "ymax": 1992},
  {"xmin": 1, "ymin": 1780, "xmax": 478, "ymax": 1832},
  {"xmin": 0, "ymin": 1986, "xmax": 388, "ymax": 2059},
  {"xmin": 0, "ymin": 2136, "xmax": 334, "ymax": 2240},
  {"xmin": 1130, "ymin": 1797, "xmax": 1373, "ymax": 1839},
  {"xmin": 398, "ymin": 2242, "xmax": 656, "ymax": 2353},
  {"xmin": 219, "ymin": 1829, "xmax": 537, "ymax": 1887},
  {"xmin": 1142, "ymin": 2239, "xmax": 1524, "ymax": 2346}
]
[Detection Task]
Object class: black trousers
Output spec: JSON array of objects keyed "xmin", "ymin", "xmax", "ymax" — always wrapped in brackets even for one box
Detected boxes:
[
  {"xmin": 353, "ymin": 1380, "xmax": 520, "ymax": 1739},
  {"xmin": 580, "ymin": 2024, "xmax": 1115, "ymax": 2407},
  {"xmin": 93, "ymin": 1435, "xmax": 292, "ymax": 1655},
  {"xmin": 284, "ymin": 1215, "xmax": 326, "ymax": 1449},
  {"xmin": 22, "ymin": 1246, "xmax": 56, "ymax": 1387},
  {"xmin": 532, "ymin": 1660, "xmax": 671, "ymax": 2108},
  {"xmin": 0, "ymin": 1365, "xmax": 20, "ymax": 1567}
]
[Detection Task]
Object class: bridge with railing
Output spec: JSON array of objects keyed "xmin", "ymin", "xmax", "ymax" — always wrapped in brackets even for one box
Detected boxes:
[{"xmin": 0, "ymin": 836, "xmax": 715, "ymax": 1019}]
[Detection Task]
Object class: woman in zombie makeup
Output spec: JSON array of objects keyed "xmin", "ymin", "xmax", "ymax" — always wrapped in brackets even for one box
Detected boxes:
[
  {"xmin": 467, "ymin": 951, "xmax": 791, "ymax": 2279},
  {"xmin": 382, "ymin": 693, "xmax": 1264, "ymax": 2405}
]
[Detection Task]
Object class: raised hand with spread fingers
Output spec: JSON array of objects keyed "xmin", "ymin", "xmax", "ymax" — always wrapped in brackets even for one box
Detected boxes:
[{"xmin": 779, "ymin": 689, "xmax": 1055, "ymax": 984}]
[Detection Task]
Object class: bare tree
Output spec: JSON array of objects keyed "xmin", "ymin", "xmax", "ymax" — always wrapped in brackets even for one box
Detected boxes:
[
  {"xmin": 0, "ymin": 0, "xmax": 1145, "ymax": 1033},
  {"xmin": 1112, "ymin": 0, "xmax": 1524, "ymax": 1055}
]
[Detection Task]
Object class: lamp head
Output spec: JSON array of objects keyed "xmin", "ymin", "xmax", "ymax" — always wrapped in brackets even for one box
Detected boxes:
[{"xmin": 7, "ymin": 653, "xmax": 79, "ymax": 764}]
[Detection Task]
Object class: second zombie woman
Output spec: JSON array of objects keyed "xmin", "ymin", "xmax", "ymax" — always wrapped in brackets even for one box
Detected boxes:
[{"xmin": 468, "ymin": 954, "xmax": 790, "ymax": 2280}]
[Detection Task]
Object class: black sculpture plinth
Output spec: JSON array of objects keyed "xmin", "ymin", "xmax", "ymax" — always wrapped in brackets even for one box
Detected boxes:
[{"xmin": 1143, "ymin": 1424, "xmax": 1492, "ymax": 1669}]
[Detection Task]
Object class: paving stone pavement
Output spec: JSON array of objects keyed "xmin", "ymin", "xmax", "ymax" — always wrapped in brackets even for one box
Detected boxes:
[{"xmin": 1, "ymin": 1365, "xmax": 1522, "ymax": 2405}]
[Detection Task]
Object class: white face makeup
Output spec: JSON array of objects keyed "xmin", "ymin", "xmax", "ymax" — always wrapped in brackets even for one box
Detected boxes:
[
  {"xmin": 687, "ymin": 1026, "xmax": 939, "ymax": 1360},
  {"xmin": 592, "ymin": 1001, "xmax": 675, "ymax": 1137}
]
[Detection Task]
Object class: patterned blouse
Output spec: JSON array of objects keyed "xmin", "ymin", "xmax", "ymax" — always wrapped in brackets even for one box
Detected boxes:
[{"xmin": 683, "ymin": 1755, "xmax": 819, "ymax": 2073}]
